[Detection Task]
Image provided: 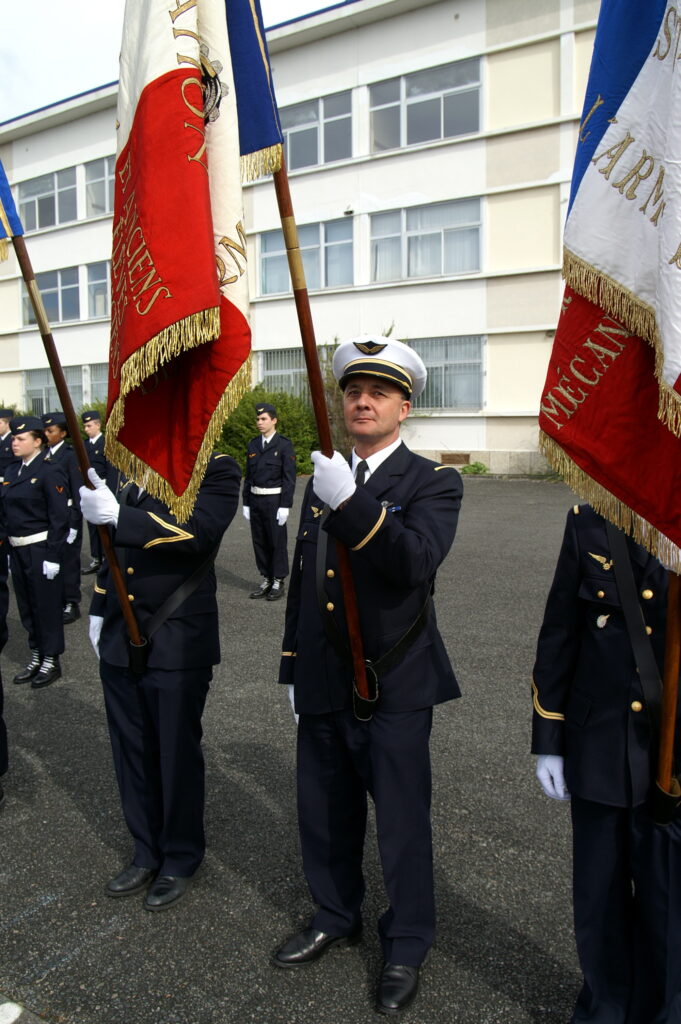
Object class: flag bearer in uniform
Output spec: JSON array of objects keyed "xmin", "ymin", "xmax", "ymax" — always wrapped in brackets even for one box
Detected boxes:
[
  {"xmin": 5, "ymin": 416, "xmax": 69, "ymax": 688},
  {"xmin": 273, "ymin": 337, "xmax": 462, "ymax": 1016},
  {"xmin": 80, "ymin": 452, "xmax": 241, "ymax": 911},
  {"xmin": 532, "ymin": 503, "xmax": 681, "ymax": 1024},
  {"xmin": 41, "ymin": 412, "xmax": 83, "ymax": 624},
  {"xmin": 243, "ymin": 403, "xmax": 296, "ymax": 602}
]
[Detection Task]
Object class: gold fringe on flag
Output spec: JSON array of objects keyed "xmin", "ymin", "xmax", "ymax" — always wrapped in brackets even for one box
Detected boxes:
[
  {"xmin": 0, "ymin": 238, "xmax": 8, "ymax": 262},
  {"xmin": 563, "ymin": 248, "xmax": 681, "ymax": 439},
  {"xmin": 540, "ymin": 430, "xmax": 681, "ymax": 573},
  {"xmin": 106, "ymin": 355, "xmax": 252, "ymax": 524},
  {"xmin": 240, "ymin": 143, "xmax": 282, "ymax": 183}
]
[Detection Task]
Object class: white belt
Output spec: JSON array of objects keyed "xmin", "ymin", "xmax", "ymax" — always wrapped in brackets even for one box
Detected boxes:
[
  {"xmin": 251, "ymin": 486, "xmax": 282, "ymax": 496},
  {"xmin": 9, "ymin": 531, "xmax": 48, "ymax": 547}
]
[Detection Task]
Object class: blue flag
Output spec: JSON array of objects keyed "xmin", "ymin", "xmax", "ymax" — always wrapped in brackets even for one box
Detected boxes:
[
  {"xmin": 0, "ymin": 159, "xmax": 24, "ymax": 248},
  {"xmin": 226, "ymin": 0, "xmax": 283, "ymax": 180}
]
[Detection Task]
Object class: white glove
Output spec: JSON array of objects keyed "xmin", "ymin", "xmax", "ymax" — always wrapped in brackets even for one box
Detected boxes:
[
  {"xmin": 276, "ymin": 507, "xmax": 290, "ymax": 526},
  {"xmin": 288, "ymin": 684, "xmax": 299, "ymax": 725},
  {"xmin": 67, "ymin": 527, "xmax": 78, "ymax": 545},
  {"xmin": 42, "ymin": 560, "xmax": 60, "ymax": 580},
  {"xmin": 311, "ymin": 450, "xmax": 356, "ymax": 510},
  {"xmin": 242, "ymin": 506, "xmax": 251, "ymax": 522},
  {"xmin": 535, "ymin": 754, "xmax": 570, "ymax": 800},
  {"xmin": 89, "ymin": 615, "xmax": 103, "ymax": 659},
  {"xmin": 80, "ymin": 467, "xmax": 119, "ymax": 526}
]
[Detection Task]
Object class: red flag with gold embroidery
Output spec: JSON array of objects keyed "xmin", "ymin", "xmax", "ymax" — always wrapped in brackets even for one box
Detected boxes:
[
  {"xmin": 107, "ymin": 0, "xmax": 281, "ymax": 520},
  {"xmin": 539, "ymin": 0, "xmax": 681, "ymax": 568}
]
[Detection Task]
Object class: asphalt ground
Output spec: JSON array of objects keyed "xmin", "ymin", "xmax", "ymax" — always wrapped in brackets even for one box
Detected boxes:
[{"xmin": 0, "ymin": 476, "xmax": 582, "ymax": 1024}]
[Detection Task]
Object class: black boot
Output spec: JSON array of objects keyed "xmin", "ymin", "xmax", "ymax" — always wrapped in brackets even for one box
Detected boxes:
[
  {"xmin": 13, "ymin": 649, "xmax": 41, "ymax": 684},
  {"xmin": 249, "ymin": 577, "xmax": 273, "ymax": 599},
  {"xmin": 31, "ymin": 655, "xmax": 62, "ymax": 689},
  {"xmin": 267, "ymin": 578, "xmax": 286, "ymax": 601}
]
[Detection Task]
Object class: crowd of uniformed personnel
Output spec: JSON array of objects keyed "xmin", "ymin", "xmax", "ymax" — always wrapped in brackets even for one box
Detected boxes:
[{"xmin": 0, "ymin": 333, "xmax": 680, "ymax": 1021}]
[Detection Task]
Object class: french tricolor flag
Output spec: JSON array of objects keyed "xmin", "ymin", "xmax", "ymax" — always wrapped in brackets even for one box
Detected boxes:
[
  {"xmin": 540, "ymin": 0, "xmax": 681, "ymax": 568},
  {"xmin": 106, "ymin": 0, "xmax": 282, "ymax": 522}
]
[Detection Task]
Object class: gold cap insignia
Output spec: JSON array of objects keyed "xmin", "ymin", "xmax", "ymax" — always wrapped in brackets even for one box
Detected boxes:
[{"xmin": 353, "ymin": 340, "xmax": 387, "ymax": 355}]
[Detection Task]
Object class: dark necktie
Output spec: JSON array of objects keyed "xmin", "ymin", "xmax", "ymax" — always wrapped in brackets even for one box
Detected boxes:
[{"xmin": 355, "ymin": 460, "xmax": 369, "ymax": 486}]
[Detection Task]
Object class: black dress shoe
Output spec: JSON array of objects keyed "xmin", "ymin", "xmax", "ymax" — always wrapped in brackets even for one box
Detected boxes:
[
  {"xmin": 31, "ymin": 656, "xmax": 61, "ymax": 689},
  {"xmin": 144, "ymin": 874, "xmax": 191, "ymax": 911},
  {"xmin": 266, "ymin": 578, "xmax": 286, "ymax": 601},
  {"xmin": 63, "ymin": 602, "xmax": 81, "ymax": 624},
  {"xmin": 82, "ymin": 559, "xmax": 102, "ymax": 576},
  {"xmin": 376, "ymin": 964, "xmax": 420, "ymax": 1015},
  {"xmin": 272, "ymin": 926, "xmax": 361, "ymax": 968},
  {"xmin": 13, "ymin": 651, "xmax": 41, "ymax": 684},
  {"xmin": 106, "ymin": 864, "xmax": 156, "ymax": 898},
  {"xmin": 250, "ymin": 578, "xmax": 272, "ymax": 599}
]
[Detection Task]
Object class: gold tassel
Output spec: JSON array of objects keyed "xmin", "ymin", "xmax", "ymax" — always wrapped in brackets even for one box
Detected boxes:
[
  {"xmin": 0, "ymin": 238, "xmax": 7, "ymax": 262},
  {"xmin": 240, "ymin": 144, "xmax": 283, "ymax": 183},
  {"xmin": 106, "ymin": 355, "xmax": 252, "ymax": 523},
  {"xmin": 539, "ymin": 431, "xmax": 681, "ymax": 573}
]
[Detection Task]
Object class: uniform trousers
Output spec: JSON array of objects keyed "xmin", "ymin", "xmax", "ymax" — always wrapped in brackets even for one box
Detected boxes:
[
  {"xmin": 249, "ymin": 493, "xmax": 288, "ymax": 579},
  {"xmin": 0, "ymin": 672, "xmax": 7, "ymax": 776},
  {"xmin": 571, "ymin": 796, "xmax": 681, "ymax": 1024},
  {"xmin": 100, "ymin": 660, "xmax": 211, "ymax": 877},
  {"xmin": 10, "ymin": 546, "xmax": 65, "ymax": 655},
  {"xmin": 87, "ymin": 521, "xmax": 102, "ymax": 563},
  {"xmin": 297, "ymin": 707, "xmax": 434, "ymax": 967},
  {"xmin": 63, "ymin": 525, "xmax": 82, "ymax": 604}
]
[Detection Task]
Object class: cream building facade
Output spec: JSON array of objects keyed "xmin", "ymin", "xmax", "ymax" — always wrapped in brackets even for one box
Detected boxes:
[{"xmin": 0, "ymin": 0, "xmax": 599, "ymax": 471}]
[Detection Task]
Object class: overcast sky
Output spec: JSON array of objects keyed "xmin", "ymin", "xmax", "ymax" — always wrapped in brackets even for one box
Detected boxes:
[{"xmin": 0, "ymin": 0, "xmax": 333, "ymax": 124}]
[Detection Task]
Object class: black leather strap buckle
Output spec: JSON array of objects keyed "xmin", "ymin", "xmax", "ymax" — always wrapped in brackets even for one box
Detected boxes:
[{"xmin": 352, "ymin": 661, "xmax": 380, "ymax": 721}]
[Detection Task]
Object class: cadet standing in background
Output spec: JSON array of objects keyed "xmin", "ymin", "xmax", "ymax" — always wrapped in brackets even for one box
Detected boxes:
[
  {"xmin": 0, "ymin": 408, "xmax": 16, "ymax": 482},
  {"xmin": 80, "ymin": 410, "xmax": 110, "ymax": 576},
  {"xmin": 6, "ymin": 415, "xmax": 68, "ymax": 688},
  {"xmin": 243, "ymin": 403, "xmax": 296, "ymax": 602},
  {"xmin": 41, "ymin": 412, "xmax": 83, "ymax": 624}
]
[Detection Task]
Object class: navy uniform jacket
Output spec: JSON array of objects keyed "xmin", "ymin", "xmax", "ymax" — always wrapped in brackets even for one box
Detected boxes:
[
  {"xmin": 0, "ymin": 432, "xmax": 16, "ymax": 481},
  {"xmin": 86, "ymin": 433, "xmax": 118, "ymax": 492},
  {"xmin": 90, "ymin": 454, "xmax": 241, "ymax": 670},
  {"xmin": 278, "ymin": 443, "xmax": 462, "ymax": 714},
  {"xmin": 531, "ymin": 505, "xmax": 675, "ymax": 807},
  {"xmin": 43, "ymin": 443, "xmax": 83, "ymax": 528},
  {"xmin": 243, "ymin": 433, "xmax": 296, "ymax": 507},
  {"xmin": 3, "ymin": 456, "xmax": 69, "ymax": 562}
]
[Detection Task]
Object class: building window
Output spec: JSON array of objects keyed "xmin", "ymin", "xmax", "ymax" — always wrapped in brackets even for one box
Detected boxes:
[
  {"xmin": 409, "ymin": 336, "xmax": 484, "ymax": 411},
  {"xmin": 260, "ymin": 347, "xmax": 310, "ymax": 399},
  {"xmin": 25, "ymin": 365, "xmax": 84, "ymax": 417},
  {"xmin": 88, "ymin": 261, "xmax": 111, "ymax": 318},
  {"xmin": 22, "ymin": 267, "xmax": 80, "ymax": 326},
  {"xmin": 85, "ymin": 156, "xmax": 115, "ymax": 217},
  {"xmin": 370, "ymin": 199, "xmax": 480, "ymax": 283},
  {"xmin": 370, "ymin": 58, "xmax": 480, "ymax": 153},
  {"xmin": 260, "ymin": 219, "xmax": 353, "ymax": 295},
  {"xmin": 17, "ymin": 167, "xmax": 77, "ymax": 231},
  {"xmin": 90, "ymin": 363, "xmax": 109, "ymax": 404},
  {"xmin": 280, "ymin": 91, "xmax": 352, "ymax": 170}
]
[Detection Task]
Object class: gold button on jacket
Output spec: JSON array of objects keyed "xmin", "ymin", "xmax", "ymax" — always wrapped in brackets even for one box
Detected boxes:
[{"xmin": 631, "ymin": 701, "xmax": 643, "ymax": 713}]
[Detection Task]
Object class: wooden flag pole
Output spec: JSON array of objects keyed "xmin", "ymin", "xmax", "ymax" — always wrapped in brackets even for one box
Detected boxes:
[
  {"xmin": 8, "ymin": 232, "xmax": 145, "ymax": 650},
  {"xmin": 272, "ymin": 155, "xmax": 372, "ymax": 709},
  {"xmin": 656, "ymin": 571, "xmax": 681, "ymax": 799}
]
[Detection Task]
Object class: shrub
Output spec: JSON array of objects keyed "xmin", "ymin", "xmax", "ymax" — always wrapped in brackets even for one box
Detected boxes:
[
  {"xmin": 217, "ymin": 386, "xmax": 318, "ymax": 475},
  {"xmin": 460, "ymin": 461, "xmax": 488, "ymax": 475}
]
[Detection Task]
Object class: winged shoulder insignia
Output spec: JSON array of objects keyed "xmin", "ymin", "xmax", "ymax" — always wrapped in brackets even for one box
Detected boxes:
[
  {"xmin": 588, "ymin": 551, "xmax": 613, "ymax": 571},
  {"xmin": 353, "ymin": 340, "xmax": 387, "ymax": 355},
  {"xmin": 311, "ymin": 505, "xmax": 324, "ymax": 519}
]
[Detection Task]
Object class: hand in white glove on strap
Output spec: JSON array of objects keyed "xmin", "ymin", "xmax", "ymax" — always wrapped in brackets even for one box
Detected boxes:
[
  {"xmin": 67, "ymin": 527, "xmax": 78, "ymax": 545},
  {"xmin": 89, "ymin": 615, "xmax": 103, "ymax": 659},
  {"xmin": 242, "ymin": 506, "xmax": 251, "ymax": 522},
  {"xmin": 535, "ymin": 754, "xmax": 570, "ymax": 800},
  {"xmin": 42, "ymin": 560, "xmax": 60, "ymax": 580},
  {"xmin": 276, "ymin": 507, "xmax": 290, "ymax": 527},
  {"xmin": 311, "ymin": 450, "xmax": 356, "ymax": 510},
  {"xmin": 79, "ymin": 468, "xmax": 119, "ymax": 526}
]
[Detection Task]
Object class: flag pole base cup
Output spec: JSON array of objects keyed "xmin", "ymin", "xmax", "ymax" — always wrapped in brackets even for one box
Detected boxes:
[
  {"xmin": 352, "ymin": 664, "xmax": 379, "ymax": 722},
  {"xmin": 651, "ymin": 777, "xmax": 681, "ymax": 826},
  {"xmin": 128, "ymin": 637, "xmax": 149, "ymax": 677}
]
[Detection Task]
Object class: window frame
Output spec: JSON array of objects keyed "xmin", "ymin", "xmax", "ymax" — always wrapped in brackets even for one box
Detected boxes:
[
  {"xmin": 17, "ymin": 167, "xmax": 78, "ymax": 232},
  {"xmin": 370, "ymin": 199, "xmax": 481, "ymax": 284},
  {"xmin": 409, "ymin": 336, "xmax": 485, "ymax": 412},
  {"xmin": 259, "ymin": 218, "xmax": 353, "ymax": 296},
  {"xmin": 280, "ymin": 90, "xmax": 352, "ymax": 170}
]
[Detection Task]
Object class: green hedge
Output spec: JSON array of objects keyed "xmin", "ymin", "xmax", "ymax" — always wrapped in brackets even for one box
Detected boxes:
[{"xmin": 216, "ymin": 386, "xmax": 319, "ymax": 475}]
